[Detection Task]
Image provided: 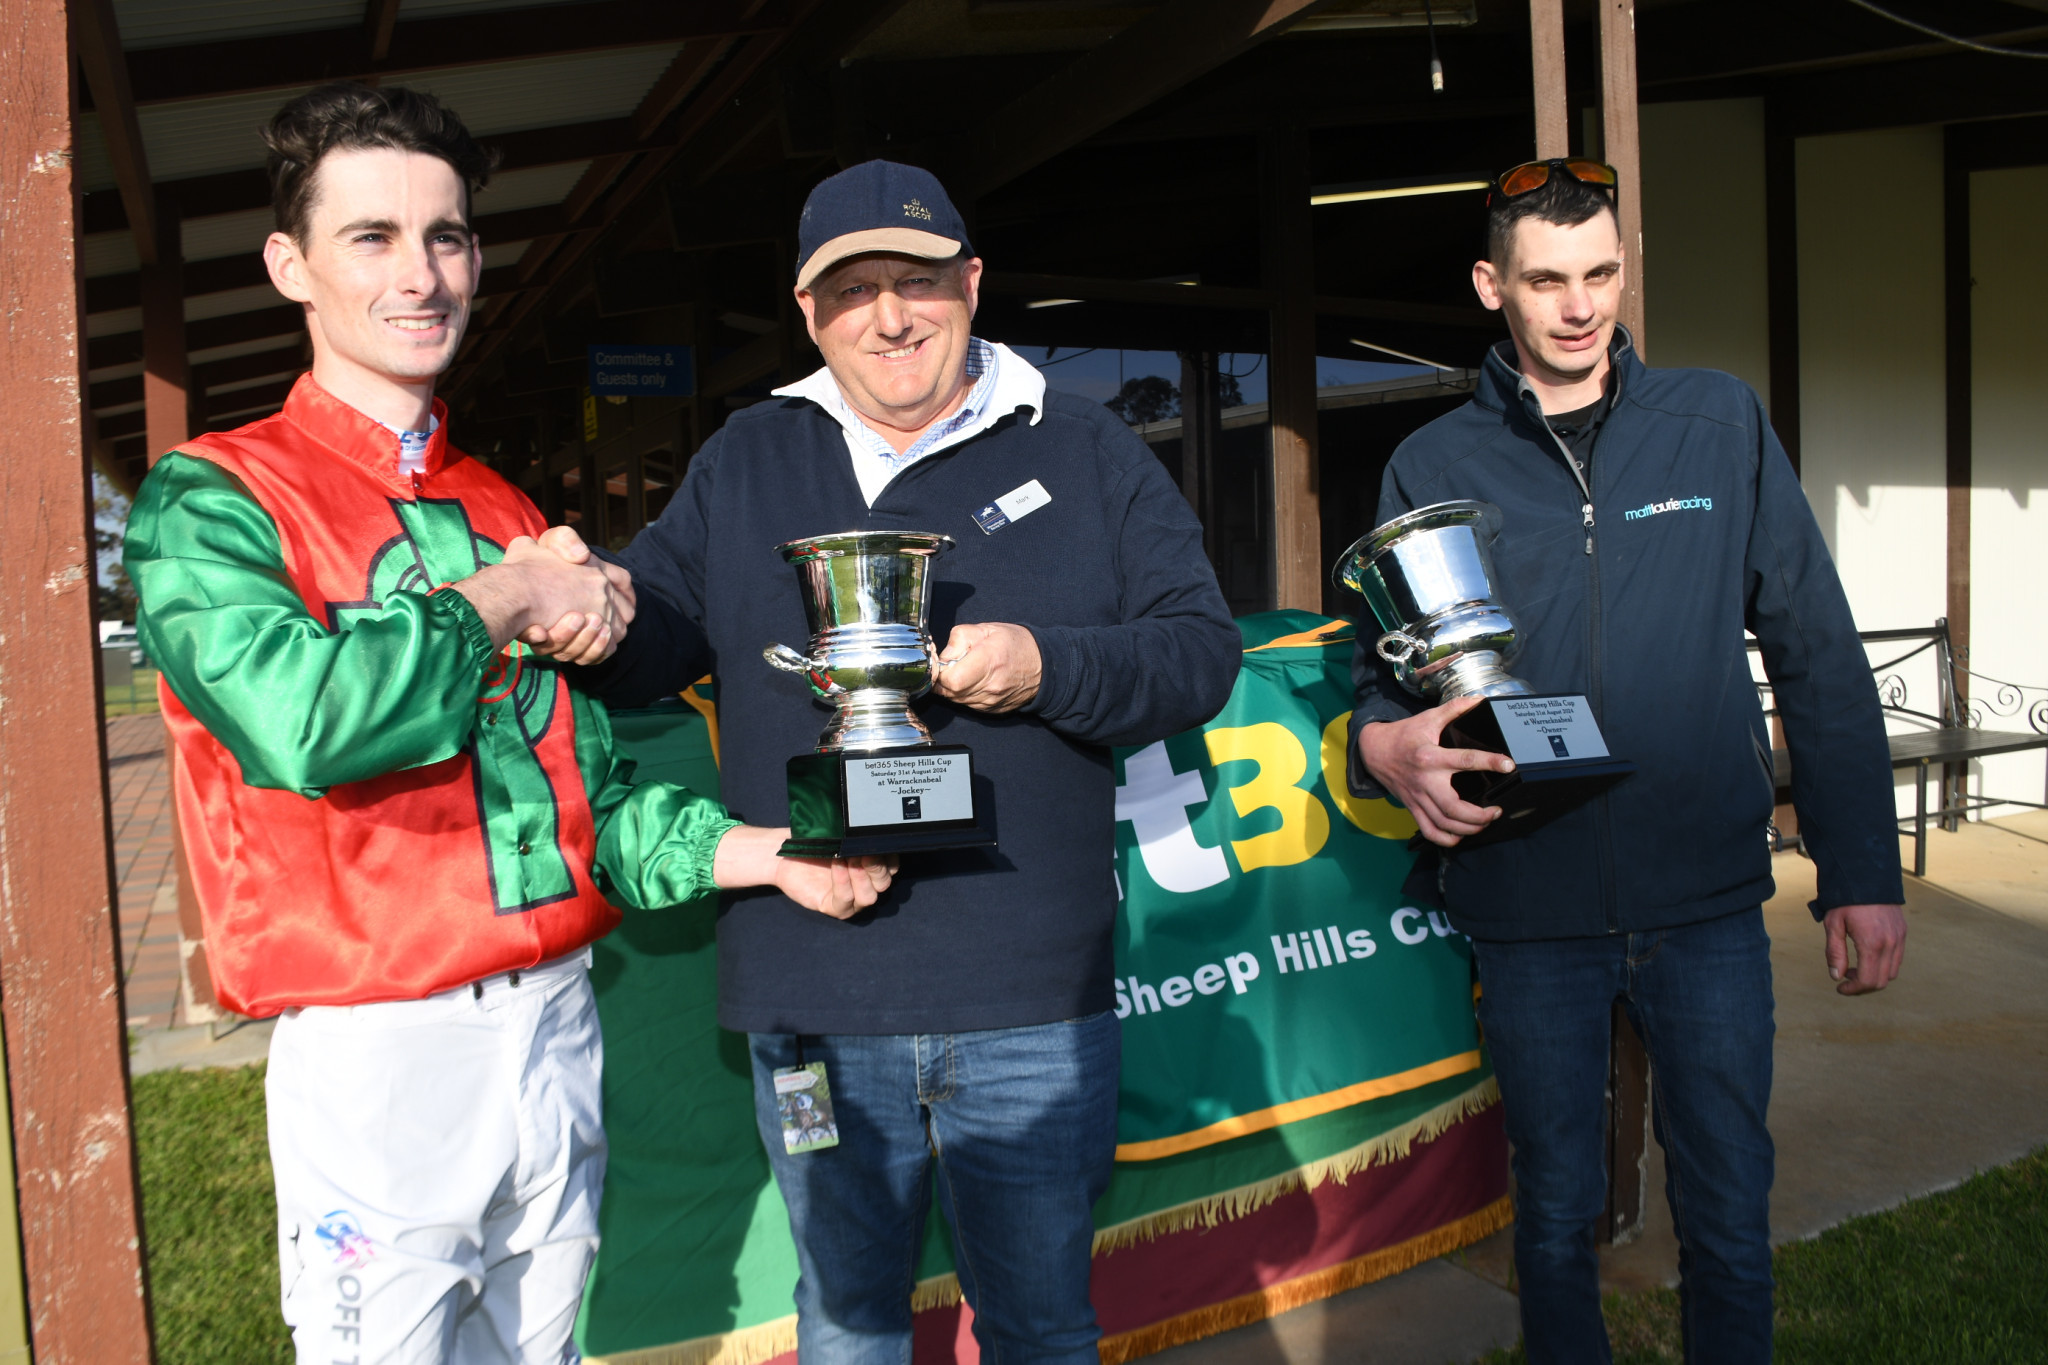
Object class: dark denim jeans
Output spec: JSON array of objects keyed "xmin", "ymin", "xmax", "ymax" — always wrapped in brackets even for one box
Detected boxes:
[
  {"xmin": 748, "ymin": 1013, "xmax": 1120, "ymax": 1365},
  {"xmin": 1473, "ymin": 907, "xmax": 1776, "ymax": 1365}
]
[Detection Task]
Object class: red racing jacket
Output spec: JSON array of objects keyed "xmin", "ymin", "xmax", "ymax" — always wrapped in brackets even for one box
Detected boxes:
[{"xmin": 126, "ymin": 375, "xmax": 735, "ymax": 1015}]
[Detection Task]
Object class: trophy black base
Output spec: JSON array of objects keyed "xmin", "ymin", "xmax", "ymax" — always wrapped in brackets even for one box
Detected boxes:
[
  {"xmin": 780, "ymin": 745, "xmax": 997, "ymax": 858},
  {"xmin": 1442, "ymin": 693, "xmax": 1636, "ymax": 848}
]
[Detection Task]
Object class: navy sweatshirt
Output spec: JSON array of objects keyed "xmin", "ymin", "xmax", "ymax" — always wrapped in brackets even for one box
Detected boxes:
[
  {"xmin": 582, "ymin": 384, "xmax": 1239, "ymax": 1033},
  {"xmin": 1346, "ymin": 333, "xmax": 1903, "ymax": 941}
]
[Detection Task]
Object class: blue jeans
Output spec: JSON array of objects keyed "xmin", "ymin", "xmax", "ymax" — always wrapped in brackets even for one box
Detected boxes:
[
  {"xmin": 748, "ymin": 1014, "xmax": 1120, "ymax": 1365},
  {"xmin": 1473, "ymin": 908, "xmax": 1775, "ymax": 1365}
]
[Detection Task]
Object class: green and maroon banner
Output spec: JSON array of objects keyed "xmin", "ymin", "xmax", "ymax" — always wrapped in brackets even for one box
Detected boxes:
[{"xmin": 579, "ymin": 615, "xmax": 1508, "ymax": 1365}]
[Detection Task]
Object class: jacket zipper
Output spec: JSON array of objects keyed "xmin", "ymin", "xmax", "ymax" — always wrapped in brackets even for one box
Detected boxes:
[{"xmin": 1534, "ymin": 392, "xmax": 1619, "ymax": 932}]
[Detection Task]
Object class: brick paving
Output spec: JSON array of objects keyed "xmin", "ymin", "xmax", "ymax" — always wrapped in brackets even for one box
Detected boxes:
[{"xmin": 105, "ymin": 712, "xmax": 184, "ymax": 1031}]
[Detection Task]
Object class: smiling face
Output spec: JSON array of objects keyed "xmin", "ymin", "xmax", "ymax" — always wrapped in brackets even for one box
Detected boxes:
[
  {"xmin": 795, "ymin": 252, "xmax": 983, "ymax": 446},
  {"xmin": 264, "ymin": 146, "xmax": 479, "ymax": 428},
  {"xmin": 1472, "ymin": 208, "xmax": 1624, "ymax": 406}
]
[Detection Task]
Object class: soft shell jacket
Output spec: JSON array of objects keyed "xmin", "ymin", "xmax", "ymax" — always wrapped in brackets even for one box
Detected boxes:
[
  {"xmin": 583, "ymin": 383, "xmax": 1240, "ymax": 1035},
  {"xmin": 1346, "ymin": 333, "xmax": 1903, "ymax": 941},
  {"xmin": 126, "ymin": 376, "xmax": 736, "ymax": 1015}
]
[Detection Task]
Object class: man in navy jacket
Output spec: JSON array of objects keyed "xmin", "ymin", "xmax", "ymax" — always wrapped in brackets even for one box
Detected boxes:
[
  {"xmin": 555, "ymin": 161, "xmax": 1238, "ymax": 1363},
  {"xmin": 1347, "ymin": 162, "xmax": 1906, "ymax": 1363}
]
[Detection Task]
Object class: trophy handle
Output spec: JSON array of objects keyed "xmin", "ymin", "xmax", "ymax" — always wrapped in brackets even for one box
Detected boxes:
[
  {"xmin": 763, "ymin": 643, "xmax": 847, "ymax": 697},
  {"xmin": 1375, "ymin": 630, "xmax": 1426, "ymax": 665}
]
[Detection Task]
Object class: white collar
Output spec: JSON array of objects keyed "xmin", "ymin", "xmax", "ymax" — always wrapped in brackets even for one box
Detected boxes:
[{"xmin": 774, "ymin": 339, "xmax": 1046, "ymax": 438}]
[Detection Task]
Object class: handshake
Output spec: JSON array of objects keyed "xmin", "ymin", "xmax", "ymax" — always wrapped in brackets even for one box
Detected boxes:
[
  {"xmin": 453, "ymin": 525, "xmax": 634, "ymax": 666},
  {"xmin": 453, "ymin": 526, "xmax": 1047, "ymax": 711}
]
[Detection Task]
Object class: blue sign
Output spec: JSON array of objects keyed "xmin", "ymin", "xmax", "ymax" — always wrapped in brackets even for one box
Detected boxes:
[{"xmin": 588, "ymin": 344, "xmax": 694, "ymax": 396}]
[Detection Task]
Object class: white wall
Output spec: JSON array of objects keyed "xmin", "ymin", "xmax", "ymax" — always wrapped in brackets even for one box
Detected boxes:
[
  {"xmin": 1796, "ymin": 126, "xmax": 1951, "ymax": 639},
  {"xmin": 1639, "ymin": 98, "xmax": 1770, "ymax": 401},
  {"xmin": 1968, "ymin": 166, "xmax": 2048, "ymax": 815}
]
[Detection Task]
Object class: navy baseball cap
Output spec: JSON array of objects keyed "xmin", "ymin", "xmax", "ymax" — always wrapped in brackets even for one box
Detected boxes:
[{"xmin": 794, "ymin": 160, "xmax": 974, "ymax": 291}]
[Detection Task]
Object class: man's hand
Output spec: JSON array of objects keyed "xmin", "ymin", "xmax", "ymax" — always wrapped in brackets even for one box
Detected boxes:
[
  {"xmin": 511, "ymin": 525, "xmax": 638, "ymax": 666},
  {"xmin": 1354, "ymin": 695, "xmax": 1517, "ymax": 847},
  {"xmin": 713, "ymin": 825, "xmax": 897, "ymax": 920},
  {"xmin": 451, "ymin": 534, "xmax": 632, "ymax": 663},
  {"xmin": 1822, "ymin": 903, "xmax": 1906, "ymax": 995},
  {"xmin": 933, "ymin": 622, "xmax": 1041, "ymax": 713}
]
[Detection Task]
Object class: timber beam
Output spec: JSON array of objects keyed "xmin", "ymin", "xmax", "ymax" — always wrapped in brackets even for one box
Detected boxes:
[
  {"xmin": 123, "ymin": 0, "xmax": 788, "ymax": 105},
  {"xmin": 947, "ymin": 0, "xmax": 1333, "ymax": 200}
]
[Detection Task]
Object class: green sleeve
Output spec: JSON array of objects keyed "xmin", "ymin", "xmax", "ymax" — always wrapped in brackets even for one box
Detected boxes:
[
  {"xmin": 572, "ymin": 688, "xmax": 741, "ymax": 910},
  {"xmin": 125, "ymin": 453, "xmax": 500, "ymax": 798}
]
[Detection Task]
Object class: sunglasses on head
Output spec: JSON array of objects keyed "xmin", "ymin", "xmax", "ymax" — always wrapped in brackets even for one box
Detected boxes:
[{"xmin": 1488, "ymin": 158, "xmax": 1619, "ymax": 207}]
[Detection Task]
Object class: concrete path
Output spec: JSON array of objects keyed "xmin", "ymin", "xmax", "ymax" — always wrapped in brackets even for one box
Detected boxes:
[
  {"xmin": 130, "ymin": 1018, "xmax": 275, "ymax": 1078},
  {"xmin": 107, "ymin": 713, "xmax": 184, "ymax": 1031},
  {"xmin": 1151, "ymin": 818, "xmax": 2048, "ymax": 1365}
]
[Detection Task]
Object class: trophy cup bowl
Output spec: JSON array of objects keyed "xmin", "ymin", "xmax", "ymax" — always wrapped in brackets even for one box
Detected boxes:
[
  {"xmin": 1332, "ymin": 500, "xmax": 1634, "ymax": 846},
  {"xmin": 1331, "ymin": 500, "xmax": 1531, "ymax": 703},
  {"xmin": 762, "ymin": 530, "xmax": 996, "ymax": 859},
  {"xmin": 763, "ymin": 531, "xmax": 954, "ymax": 753}
]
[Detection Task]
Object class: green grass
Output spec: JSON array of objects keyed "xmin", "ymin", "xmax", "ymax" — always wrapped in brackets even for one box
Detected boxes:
[
  {"xmin": 1477, "ymin": 1146, "xmax": 2048, "ymax": 1364},
  {"xmin": 105, "ymin": 667, "xmax": 162, "ymax": 716},
  {"xmin": 133, "ymin": 1065, "xmax": 291, "ymax": 1365}
]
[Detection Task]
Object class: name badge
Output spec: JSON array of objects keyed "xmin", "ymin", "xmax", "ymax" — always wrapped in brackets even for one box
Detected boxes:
[{"xmin": 971, "ymin": 479, "xmax": 1051, "ymax": 534}]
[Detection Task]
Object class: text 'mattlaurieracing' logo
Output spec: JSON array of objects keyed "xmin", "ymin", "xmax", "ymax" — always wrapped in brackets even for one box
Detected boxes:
[{"xmin": 1624, "ymin": 495, "xmax": 1713, "ymax": 521}]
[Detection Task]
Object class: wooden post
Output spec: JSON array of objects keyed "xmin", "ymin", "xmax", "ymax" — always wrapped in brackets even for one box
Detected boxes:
[
  {"xmin": 0, "ymin": 2, "xmax": 157, "ymax": 1358},
  {"xmin": 1941, "ymin": 126, "xmax": 1971, "ymax": 825},
  {"xmin": 1764, "ymin": 99, "xmax": 1801, "ymax": 476},
  {"xmin": 1528, "ymin": 0, "xmax": 1569, "ymax": 160},
  {"xmin": 625, "ymin": 447, "xmax": 646, "ymax": 542},
  {"xmin": 1261, "ymin": 128, "xmax": 1321, "ymax": 614},
  {"xmin": 141, "ymin": 199, "xmax": 189, "ymax": 461},
  {"xmin": 1596, "ymin": 0, "xmax": 1646, "ymax": 355},
  {"xmin": 1177, "ymin": 350, "xmax": 1221, "ymax": 569},
  {"xmin": 1592, "ymin": 0, "xmax": 1652, "ymax": 1246}
]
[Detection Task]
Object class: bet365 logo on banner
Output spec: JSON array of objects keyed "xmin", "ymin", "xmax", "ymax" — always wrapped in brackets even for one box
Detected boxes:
[
  {"xmin": 1115, "ymin": 712, "xmax": 1413, "ymax": 891},
  {"xmin": 1112, "ymin": 711, "xmax": 1461, "ymax": 1024}
]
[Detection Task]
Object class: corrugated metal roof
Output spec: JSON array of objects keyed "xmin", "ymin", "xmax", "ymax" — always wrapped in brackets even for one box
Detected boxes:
[
  {"xmin": 476, "ymin": 161, "xmax": 591, "ymax": 213},
  {"xmin": 101, "ymin": 46, "xmax": 676, "ymax": 190},
  {"xmin": 187, "ymin": 283, "xmax": 285, "ymax": 322},
  {"xmin": 191, "ymin": 333, "xmax": 307, "ymax": 367},
  {"xmin": 401, "ymin": 0, "xmax": 609, "ymax": 16},
  {"xmin": 401, "ymin": 47, "xmax": 683, "ymax": 138},
  {"xmin": 138, "ymin": 85, "xmax": 320, "ymax": 182},
  {"xmin": 207, "ymin": 369, "xmax": 303, "ymax": 398},
  {"xmin": 480, "ymin": 240, "xmax": 535, "ymax": 267},
  {"xmin": 81, "ymin": 232, "xmax": 141, "ymax": 278},
  {"xmin": 88, "ymin": 308, "xmax": 144, "ymax": 338},
  {"xmin": 112, "ymin": 0, "xmax": 361, "ymax": 52},
  {"xmin": 183, "ymin": 207, "xmax": 276, "ymax": 263}
]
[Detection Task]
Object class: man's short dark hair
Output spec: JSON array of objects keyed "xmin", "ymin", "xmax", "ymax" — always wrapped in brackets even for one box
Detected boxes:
[
  {"xmin": 263, "ymin": 82, "xmax": 499, "ymax": 244},
  {"xmin": 1486, "ymin": 172, "xmax": 1618, "ymax": 266}
]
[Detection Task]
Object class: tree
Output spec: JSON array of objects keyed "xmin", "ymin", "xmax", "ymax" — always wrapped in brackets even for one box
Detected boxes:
[
  {"xmin": 1105, "ymin": 374, "xmax": 1180, "ymax": 426},
  {"xmin": 93, "ymin": 473, "xmax": 137, "ymax": 624}
]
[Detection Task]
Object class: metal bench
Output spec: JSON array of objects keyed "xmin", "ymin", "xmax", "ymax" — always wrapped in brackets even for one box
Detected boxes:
[{"xmin": 1754, "ymin": 621, "xmax": 2048, "ymax": 877}]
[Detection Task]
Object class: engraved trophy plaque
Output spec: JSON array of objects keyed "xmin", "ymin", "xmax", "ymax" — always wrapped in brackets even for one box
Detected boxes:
[
  {"xmin": 763, "ymin": 531, "xmax": 995, "ymax": 858},
  {"xmin": 1333, "ymin": 500, "xmax": 1634, "ymax": 846}
]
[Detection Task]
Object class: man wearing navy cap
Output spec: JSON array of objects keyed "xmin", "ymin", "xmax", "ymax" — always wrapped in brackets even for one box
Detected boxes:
[{"xmin": 549, "ymin": 161, "xmax": 1239, "ymax": 1362}]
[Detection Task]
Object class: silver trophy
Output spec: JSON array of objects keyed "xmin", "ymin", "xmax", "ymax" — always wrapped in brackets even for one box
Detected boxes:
[
  {"xmin": 1331, "ymin": 501, "xmax": 1530, "ymax": 702},
  {"xmin": 763, "ymin": 530, "xmax": 994, "ymax": 858},
  {"xmin": 764, "ymin": 530, "xmax": 952, "ymax": 752},
  {"xmin": 1332, "ymin": 500, "xmax": 1633, "ymax": 846}
]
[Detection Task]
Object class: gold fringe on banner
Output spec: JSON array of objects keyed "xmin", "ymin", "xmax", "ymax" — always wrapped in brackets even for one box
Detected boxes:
[
  {"xmin": 910, "ymin": 1272, "xmax": 964, "ymax": 1313},
  {"xmin": 1092, "ymin": 1075, "xmax": 1499, "ymax": 1253},
  {"xmin": 585, "ymin": 1313, "xmax": 797, "ymax": 1365},
  {"xmin": 592, "ymin": 1080, "xmax": 1501, "ymax": 1365},
  {"xmin": 1096, "ymin": 1195, "xmax": 1515, "ymax": 1365}
]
